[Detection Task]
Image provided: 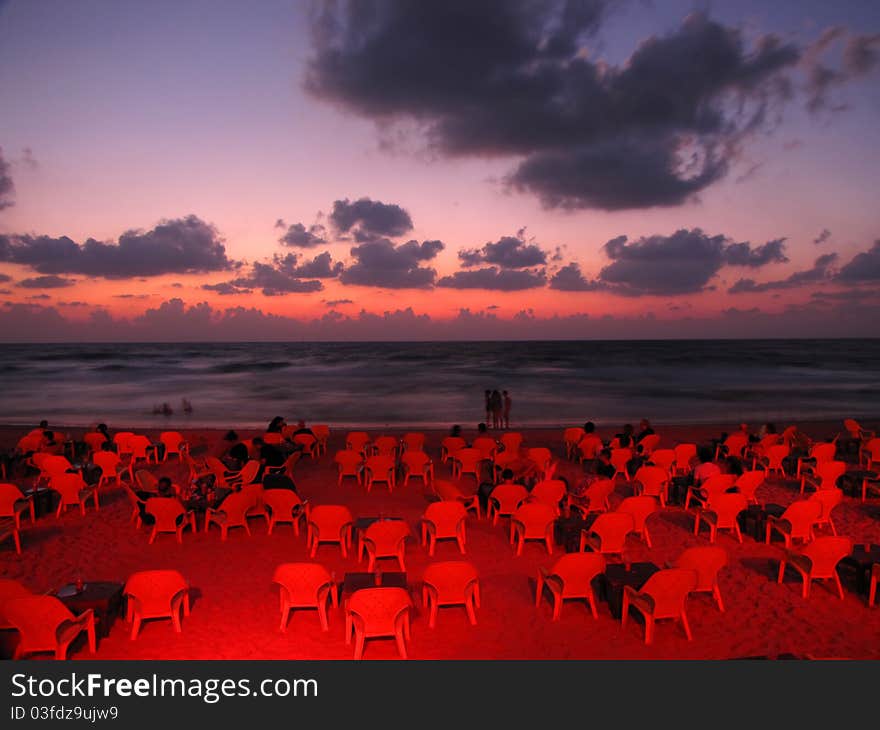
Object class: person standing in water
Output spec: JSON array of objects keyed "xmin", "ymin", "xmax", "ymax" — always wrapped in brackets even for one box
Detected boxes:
[
  {"xmin": 490, "ymin": 390, "xmax": 503, "ymax": 430},
  {"xmin": 502, "ymin": 390, "xmax": 512, "ymax": 430}
]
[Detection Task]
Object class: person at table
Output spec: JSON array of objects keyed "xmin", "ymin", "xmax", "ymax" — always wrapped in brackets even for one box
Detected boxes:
[
  {"xmin": 612, "ymin": 424, "xmax": 635, "ymax": 449},
  {"xmin": 136, "ymin": 477, "xmax": 186, "ymax": 525},
  {"xmin": 39, "ymin": 431, "xmax": 66, "ymax": 456},
  {"xmin": 634, "ymin": 419, "xmax": 655, "ymax": 445},
  {"xmin": 253, "ymin": 436, "xmax": 286, "ymax": 480}
]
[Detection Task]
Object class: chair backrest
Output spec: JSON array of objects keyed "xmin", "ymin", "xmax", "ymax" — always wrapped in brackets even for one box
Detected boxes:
[
  {"xmin": 433, "ymin": 480, "xmax": 467, "ymax": 502},
  {"xmin": 42, "ymin": 455, "xmax": 72, "ymax": 477},
  {"xmin": 263, "ymin": 432, "xmax": 284, "ymax": 446},
  {"xmin": 83, "ymin": 432, "xmax": 109, "ymax": 453},
  {"xmin": 550, "ymin": 553, "xmax": 606, "ymax": 591},
  {"xmin": 145, "ymin": 497, "xmax": 185, "ymax": 531},
  {"xmin": 424, "ymin": 501, "xmax": 467, "ymax": 534},
  {"xmin": 639, "ymin": 434, "xmax": 662, "ymax": 455},
  {"xmin": 564, "ymin": 428, "xmax": 585, "ymax": 445},
  {"xmin": 633, "ymin": 466, "xmax": 667, "ymax": 497},
  {"xmin": 610, "ymin": 448, "xmax": 632, "ymax": 469},
  {"xmin": 455, "ymin": 448, "xmax": 485, "ymax": 471},
  {"xmin": 673, "ymin": 443, "xmax": 698, "ymax": 468},
  {"xmin": 114, "ymin": 432, "xmax": 135, "ymax": 453},
  {"xmin": 346, "ymin": 587, "xmax": 411, "ymax": 636},
  {"xmin": 734, "ymin": 470, "xmax": 765, "ymax": 500},
  {"xmin": 511, "ymin": 502, "xmax": 556, "ymax": 536},
  {"xmin": 649, "ymin": 449, "xmax": 676, "ymax": 473},
  {"xmin": 373, "ymin": 436, "xmax": 398, "ymax": 456},
  {"xmin": 1, "ymin": 595, "xmax": 75, "ymax": 651},
  {"xmin": 578, "ymin": 434, "xmax": 603, "ymax": 460},
  {"xmin": 441, "ymin": 437, "xmax": 466, "ymax": 456},
  {"xmin": 782, "ymin": 500, "xmax": 823, "ymax": 536},
  {"xmin": 92, "ymin": 450, "xmax": 120, "ymax": 473},
  {"xmin": 471, "ymin": 436, "xmax": 497, "ymax": 456},
  {"xmin": 705, "ymin": 492, "xmax": 748, "ymax": 527},
  {"xmin": 0, "ymin": 578, "xmax": 32, "ymax": 603},
  {"xmin": 489, "ymin": 483, "xmax": 529, "ymax": 514},
  {"xmin": 402, "ymin": 432, "xmax": 425, "ymax": 452},
  {"xmin": 50, "ymin": 472, "xmax": 87, "ymax": 503},
  {"xmin": 135, "ymin": 469, "xmax": 159, "ymax": 492},
  {"xmin": 766, "ymin": 444, "xmax": 789, "ymax": 466},
  {"xmin": 365, "ymin": 455, "xmax": 395, "ymax": 479},
  {"xmin": 272, "ymin": 563, "xmax": 332, "ymax": 604},
  {"xmin": 584, "ymin": 478, "xmax": 616, "ymax": 512},
  {"xmin": 293, "ymin": 433, "xmax": 318, "ymax": 451},
  {"xmin": 615, "ymin": 496, "xmax": 657, "ymax": 531},
  {"xmin": 364, "ymin": 520, "xmax": 410, "ymax": 553},
  {"xmin": 500, "ymin": 432, "xmax": 523, "ymax": 452},
  {"xmin": 529, "ymin": 480, "xmax": 567, "ymax": 509},
  {"xmin": 346, "ymin": 431, "xmax": 371, "ymax": 452},
  {"xmin": 0, "ymin": 483, "xmax": 26, "ymax": 513},
  {"xmin": 674, "ymin": 546, "xmax": 727, "ymax": 592},
  {"xmin": 701, "ymin": 473, "xmax": 737, "ymax": 499},
  {"xmin": 422, "ymin": 561, "xmax": 478, "ymax": 603},
  {"xmin": 308, "ymin": 505, "xmax": 353, "ymax": 539},
  {"xmin": 527, "ymin": 447, "xmax": 552, "ymax": 469},
  {"xmin": 335, "ymin": 449, "xmax": 363, "ymax": 472},
  {"xmin": 236, "ymin": 460, "xmax": 261, "ymax": 485},
  {"xmin": 843, "ymin": 419, "xmax": 861, "ymax": 438},
  {"xmin": 808, "ymin": 488, "xmax": 842, "ymax": 520},
  {"xmin": 809, "ymin": 442, "xmax": 837, "ymax": 464},
  {"xmin": 863, "ymin": 438, "xmax": 880, "ymax": 460},
  {"xmin": 401, "ymin": 450, "xmax": 430, "ymax": 472},
  {"xmin": 216, "ymin": 490, "xmax": 254, "ymax": 523},
  {"xmin": 814, "ymin": 461, "xmax": 846, "ymax": 489},
  {"xmin": 124, "ymin": 570, "xmax": 188, "ymax": 616},
  {"xmin": 263, "ymin": 488, "xmax": 302, "ymax": 515},
  {"xmin": 589, "ymin": 512, "xmax": 634, "ymax": 552},
  {"xmin": 128, "ymin": 435, "xmax": 153, "ymax": 459},
  {"xmin": 638, "ymin": 569, "xmax": 697, "ymax": 618},
  {"xmin": 723, "ymin": 434, "xmax": 749, "ymax": 457},
  {"xmin": 17, "ymin": 433, "xmax": 44, "ymax": 453},
  {"xmin": 801, "ymin": 536, "xmax": 853, "ymax": 577},
  {"xmin": 311, "ymin": 425, "xmax": 330, "ymax": 443},
  {"xmin": 160, "ymin": 431, "xmax": 186, "ymax": 453}
]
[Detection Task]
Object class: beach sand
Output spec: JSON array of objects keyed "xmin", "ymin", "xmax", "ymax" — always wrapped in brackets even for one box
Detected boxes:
[{"xmin": 1, "ymin": 419, "xmax": 879, "ymax": 660}]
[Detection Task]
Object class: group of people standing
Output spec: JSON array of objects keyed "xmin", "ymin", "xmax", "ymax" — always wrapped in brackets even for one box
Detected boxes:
[{"xmin": 484, "ymin": 389, "xmax": 512, "ymax": 430}]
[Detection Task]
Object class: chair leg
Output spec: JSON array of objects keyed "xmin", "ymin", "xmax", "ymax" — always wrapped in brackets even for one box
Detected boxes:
[
  {"xmin": 172, "ymin": 606, "xmax": 183, "ymax": 632},
  {"xmin": 680, "ymin": 610, "xmax": 692, "ymax": 640},
  {"xmin": 353, "ymin": 631, "xmax": 365, "ymax": 660},
  {"xmin": 643, "ymin": 525, "xmax": 652, "ymax": 548},
  {"xmin": 869, "ymin": 575, "xmax": 877, "ymax": 607},
  {"xmin": 395, "ymin": 630, "xmax": 408, "ymax": 659},
  {"xmin": 834, "ymin": 573, "xmax": 844, "ymax": 600},
  {"xmin": 535, "ymin": 574, "xmax": 544, "ymax": 608},
  {"xmin": 131, "ymin": 615, "xmax": 142, "ymax": 640},
  {"xmin": 621, "ymin": 593, "xmax": 629, "ymax": 630},
  {"xmin": 149, "ymin": 527, "xmax": 157, "ymax": 545},
  {"xmin": 318, "ymin": 603, "xmax": 329, "ymax": 631},
  {"xmin": 588, "ymin": 591, "xmax": 598, "ymax": 619},
  {"xmin": 429, "ymin": 599, "xmax": 438, "ymax": 629},
  {"xmin": 644, "ymin": 615, "xmax": 654, "ymax": 645},
  {"xmin": 465, "ymin": 597, "xmax": 477, "ymax": 625},
  {"xmin": 777, "ymin": 560, "xmax": 787, "ymax": 584},
  {"xmin": 87, "ymin": 616, "xmax": 96, "ymax": 653},
  {"xmin": 713, "ymin": 584, "xmax": 725, "ymax": 613}
]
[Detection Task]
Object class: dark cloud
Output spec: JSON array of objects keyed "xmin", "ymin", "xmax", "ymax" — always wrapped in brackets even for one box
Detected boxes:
[
  {"xmin": 458, "ymin": 235, "xmax": 547, "ymax": 268},
  {"xmin": 202, "ymin": 282, "xmax": 253, "ymax": 296},
  {"xmin": 329, "ymin": 197, "xmax": 413, "ymax": 240},
  {"xmin": 339, "ymin": 238, "xmax": 442, "ymax": 288},
  {"xmin": 113, "ymin": 293, "xmax": 150, "ymax": 299},
  {"xmin": 804, "ymin": 28, "xmax": 880, "ymax": 112},
  {"xmin": 728, "ymin": 253, "xmax": 837, "ymax": 293},
  {"xmin": 230, "ymin": 261, "xmax": 324, "ymax": 296},
  {"xmin": 58, "ymin": 301, "xmax": 89, "ymax": 307},
  {"xmin": 26, "ymin": 294, "xmax": 51, "ymax": 300},
  {"xmin": 436, "ymin": 267, "xmax": 546, "ymax": 291},
  {"xmin": 0, "ymin": 148, "xmax": 13, "ymax": 210},
  {"xmin": 18, "ymin": 275, "xmax": 76, "ymax": 289},
  {"xmin": 306, "ymin": 5, "xmax": 804, "ymax": 209},
  {"xmin": 324, "ymin": 299, "xmax": 353, "ymax": 307},
  {"xmin": 836, "ymin": 240, "xmax": 880, "ymax": 282},
  {"xmin": 277, "ymin": 221, "xmax": 328, "ymax": 248},
  {"xmin": 813, "ymin": 228, "xmax": 831, "ymax": 245},
  {"xmin": 549, "ymin": 262, "xmax": 603, "ymax": 291},
  {"xmin": 0, "ymin": 215, "xmax": 236, "ymax": 278},
  {"xmin": 597, "ymin": 228, "xmax": 786, "ymax": 296},
  {"xmin": 0, "ymin": 273, "xmax": 11, "ymax": 283},
  {"xmin": 274, "ymin": 252, "xmax": 343, "ymax": 279}
]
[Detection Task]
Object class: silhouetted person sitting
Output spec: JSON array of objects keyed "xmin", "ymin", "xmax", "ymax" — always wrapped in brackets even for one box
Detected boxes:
[
  {"xmin": 263, "ymin": 472, "xmax": 298, "ymax": 493},
  {"xmin": 693, "ymin": 446, "xmax": 721, "ymax": 486},
  {"xmin": 291, "ymin": 420, "xmax": 314, "ymax": 438},
  {"xmin": 595, "ymin": 449, "xmax": 616, "ymax": 480},
  {"xmin": 478, "ymin": 468, "xmax": 517, "ymax": 513}
]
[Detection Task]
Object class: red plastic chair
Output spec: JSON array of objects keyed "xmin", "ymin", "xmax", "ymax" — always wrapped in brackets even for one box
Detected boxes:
[
  {"xmin": 2, "ymin": 595, "xmax": 96, "ymax": 658},
  {"xmin": 293, "ymin": 433, "xmax": 319, "ymax": 459},
  {"xmin": 649, "ymin": 449, "xmax": 676, "ymax": 475},
  {"xmin": 693, "ymin": 492, "xmax": 747, "ymax": 544},
  {"xmin": 364, "ymin": 454, "xmax": 396, "ymax": 493},
  {"xmin": 433, "ymin": 479, "xmax": 481, "ymax": 520},
  {"xmin": 570, "ymin": 478, "xmax": 616, "ymax": 518},
  {"xmin": 83, "ymin": 432, "xmax": 109, "ymax": 458},
  {"xmin": 272, "ymin": 563, "xmax": 337, "ymax": 632},
  {"xmin": 536, "ymin": 552, "xmax": 605, "ymax": 620},
  {"xmin": 123, "ymin": 484, "xmax": 146, "ymax": 528},
  {"xmin": 684, "ymin": 473, "xmax": 736, "ymax": 511},
  {"xmin": 616, "ymin": 495, "xmax": 658, "ymax": 547},
  {"xmin": 621, "ymin": 568, "xmax": 697, "ymax": 644},
  {"xmin": 673, "ymin": 443, "xmax": 698, "ymax": 475},
  {"xmin": 527, "ymin": 479, "xmax": 568, "ymax": 516},
  {"xmin": 527, "ymin": 447, "xmax": 553, "ymax": 478},
  {"xmin": 345, "ymin": 587, "xmax": 412, "ymax": 659},
  {"xmin": 777, "ymin": 536, "xmax": 852, "ymax": 599},
  {"xmin": 334, "ymin": 449, "xmax": 363, "ymax": 486},
  {"xmin": 716, "ymin": 434, "xmax": 748, "ymax": 460},
  {"xmin": 159, "ymin": 431, "xmax": 189, "ymax": 462},
  {"xmin": 510, "ymin": 502, "xmax": 556, "ymax": 556},
  {"xmin": 401, "ymin": 450, "xmax": 434, "ymax": 486},
  {"xmin": 754, "ymin": 443, "xmax": 788, "ymax": 477},
  {"xmin": 50, "ymin": 473, "xmax": 98, "ymax": 517},
  {"xmin": 127, "ymin": 434, "xmax": 158, "ymax": 479},
  {"xmin": 92, "ymin": 451, "xmax": 124, "ymax": 489},
  {"xmin": 487, "ymin": 483, "xmax": 528, "ymax": 526},
  {"xmin": 472, "ymin": 436, "xmax": 498, "ymax": 460},
  {"xmin": 808, "ymin": 488, "xmax": 842, "ymax": 536},
  {"xmin": 453, "ymin": 448, "xmax": 486, "ymax": 484},
  {"xmin": 372, "ymin": 435, "xmax": 399, "ymax": 458},
  {"xmin": 733, "ymin": 470, "xmax": 765, "ymax": 504},
  {"xmin": 672, "ymin": 546, "xmax": 728, "ymax": 612},
  {"xmin": 311, "ymin": 425, "xmax": 330, "ymax": 456},
  {"xmin": 422, "ymin": 501, "xmax": 467, "ymax": 556},
  {"xmin": 402, "ymin": 432, "xmax": 425, "ymax": 453},
  {"xmin": 422, "ymin": 561, "xmax": 480, "ymax": 628},
  {"xmin": 500, "ymin": 432, "xmax": 523, "ymax": 453},
  {"xmin": 869, "ymin": 564, "xmax": 879, "ymax": 608},
  {"xmin": 766, "ymin": 500, "xmax": 822, "ymax": 548},
  {"xmin": 145, "ymin": 497, "xmax": 196, "ymax": 544},
  {"xmin": 361, "ymin": 519, "xmax": 410, "ymax": 571},
  {"xmin": 440, "ymin": 436, "xmax": 466, "ymax": 464},
  {"xmin": 862, "ymin": 437, "xmax": 880, "ymax": 471},
  {"xmin": 124, "ymin": 569, "xmax": 190, "ymax": 639},
  {"xmin": 800, "ymin": 460, "xmax": 846, "ymax": 495},
  {"xmin": 610, "ymin": 448, "xmax": 632, "ymax": 480},
  {"xmin": 639, "ymin": 434, "xmax": 662, "ymax": 457},
  {"xmin": 0, "ymin": 483, "xmax": 34, "ymax": 529},
  {"xmin": 204, "ymin": 490, "xmax": 254, "ymax": 540},
  {"xmin": 307, "ymin": 505, "xmax": 353, "ymax": 558},
  {"xmin": 346, "ymin": 431, "xmax": 371, "ymax": 455},
  {"xmin": 633, "ymin": 465, "xmax": 669, "ymax": 507},
  {"xmin": 796, "ymin": 442, "xmax": 837, "ymax": 478},
  {"xmin": 579, "ymin": 512, "xmax": 634, "ymax": 562},
  {"xmin": 113, "ymin": 431, "xmax": 135, "ymax": 458},
  {"xmin": 264, "ymin": 489, "xmax": 306, "ymax": 536},
  {"xmin": 563, "ymin": 428, "xmax": 585, "ymax": 460}
]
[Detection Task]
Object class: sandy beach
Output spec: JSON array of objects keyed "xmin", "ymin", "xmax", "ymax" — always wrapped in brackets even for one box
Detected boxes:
[{"xmin": 1, "ymin": 419, "xmax": 879, "ymax": 660}]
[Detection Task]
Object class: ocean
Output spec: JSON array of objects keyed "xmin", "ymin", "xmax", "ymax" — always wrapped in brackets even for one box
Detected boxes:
[{"xmin": 0, "ymin": 339, "xmax": 877, "ymax": 430}]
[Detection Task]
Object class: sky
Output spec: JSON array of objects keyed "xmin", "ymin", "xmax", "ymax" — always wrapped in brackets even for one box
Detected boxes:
[{"xmin": 0, "ymin": 0, "xmax": 879, "ymax": 340}]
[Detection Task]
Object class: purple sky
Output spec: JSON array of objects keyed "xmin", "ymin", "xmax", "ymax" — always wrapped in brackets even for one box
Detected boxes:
[{"xmin": 0, "ymin": 0, "xmax": 879, "ymax": 340}]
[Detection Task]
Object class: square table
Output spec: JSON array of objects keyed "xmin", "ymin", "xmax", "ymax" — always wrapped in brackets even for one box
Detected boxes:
[
  {"xmin": 737, "ymin": 503, "xmax": 786, "ymax": 541},
  {"xmin": 55, "ymin": 581, "xmax": 125, "ymax": 639},
  {"xmin": 553, "ymin": 516, "xmax": 597, "ymax": 553},
  {"xmin": 595, "ymin": 562, "xmax": 660, "ymax": 620},
  {"xmin": 24, "ymin": 487, "xmax": 59, "ymax": 519}
]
